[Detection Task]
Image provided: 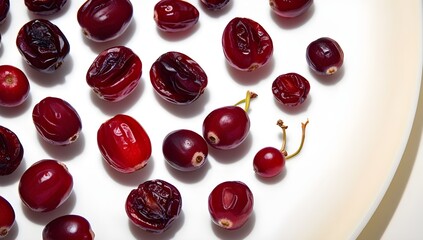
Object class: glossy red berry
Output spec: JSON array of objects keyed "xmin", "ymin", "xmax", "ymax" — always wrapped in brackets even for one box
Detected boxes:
[
  {"xmin": 0, "ymin": 195, "xmax": 15, "ymax": 238},
  {"xmin": 269, "ymin": 0, "xmax": 313, "ymax": 18},
  {"xmin": 150, "ymin": 51, "xmax": 208, "ymax": 105},
  {"xmin": 0, "ymin": 65, "xmax": 30, "ymax": 107},
  {"xmin": 163, "ymin": 129, "xmax": 208, "ymax": 171},
  {"xmin": 222, "ymin": 17, "xmax": 273, "ymax": 72},
  {"xmin": 77, "ymin": 0, "xmax": 133, "ymax": 42},
  {"xmin": 0, "ymin": 0, "xmax": 9, "ymax": 24},
  {"xmin": 154, "ymin": 0, "xmax": 199, "ymax": 32},
  {"xmin": 200, "ymin": 0, "xmax": 230, "ymax": 10},
  {"xmin": 16, "ymin": 19, "xmax": 70, "ymax": 73},
  {"xmin": 253, "ymin": 147, "xmax": 285, "ymax": 178},
  {"xmin": 272, "ymin": 73, "xmax": 310, "ymax": 107},
  {"xmin": 42, "ymin": 215, "xmax": 95, "ymax": 240},
  {"xmin": 25, "ymin": 0, "xmax": 68, "ymax": 15},
  {"xmin": 0, "ymin": 126, "xmax": 24, "ymax": 176},
  {"xmin": 87, "ymin": 46, "xmax": 142, "ymax": 102},
  {"xmin": 208, "ymin": 181, "xmax": 254, "ymax": 230},
  {"xmin": 19, "ymin": 159, "xmax": 73, "ymax": 212},
  {"xmin": 97, "ymin": 114, "xmax": 152, "ymax": 173},
  {"xmin": 126, "ymin": 179, "xmax": 182, "ymax": 233},
  {"xmin": 306, "ymin": 37, "xmax": 344, "ymax": 75},
  {"xmin": 32, "ymin": 97, "xmax": 82, "ymax": 146}
]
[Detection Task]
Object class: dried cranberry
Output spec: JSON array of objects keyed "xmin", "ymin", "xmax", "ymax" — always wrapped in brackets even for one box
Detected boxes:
[
  {"xmin": 200, "ymin": 0, "xmax": 230, "ymax": 10},
  {"xmin": 272, "ymin": 73, "xmax": 310, "ymax": 107},
  {"xmin": 32, "ymin": 97, "xmax": 82, "ymax": 146},
  {"xmin": 208, "ymin": 181, "xmax": 254, "ymax": 230},
  {"xmin": 222, "ymin": 17, "xmax": 273, "ymax": 72},
  {"xmin": 19, "ymin": 159, "xmax": 73, "ymax": 212},
  {"xmin": 0, "ymin": 0, "xmax": 9, "ymax": 24},
  {"xmin": 87, "ymin": 46, "xmax": 142, "ymax": 102},
  {"xmin": 270, "ymin": 0, "xmax": 313, "ymax": 18},
  {"xmin": 306, "ymin": 37, "xmax": 344, "ymax": 75},
  {"xmin": 154, "ymin": 0, "xmax": 199, "ymax": 32},
  {"xmin": 126, "ymin": 179, "xmax": 182, "ymax": 233},
  {"xmin": 97, "ymin": 114, "xmax": 152, "ymax": 173},
  {"xmin": 150, "ymin": 51, "xmax": 208, "ymax": 105},
  {"xmin": 43, "ymin": 215, "xmax": 95, "ymax": 240},
  {"xmin": 0, "ymin": 65, "xmax": 30, "ymax": 107},
  {"xmin": 0, "ymin": 125, "xmax": 24, "ymax": 176},
  {"xmin": 0, "ymin": 195, "xmax": 15, "ymax": 238},
  {"xmin": 77, "ymin": 0, "xmax": 133, "ymax": 42},
  {"xmin": 16, "ymin": 19, "xmax": 70, "ymax": 73},
  {"xmin": 25, "ymin": 0, "xmax": 68, "ymax": 15}
]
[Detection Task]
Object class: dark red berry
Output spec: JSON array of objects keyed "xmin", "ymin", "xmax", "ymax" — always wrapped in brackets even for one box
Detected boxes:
[
  {"xmin": 42, "ymin": 215, "xmax": 95, "ymax": 240},
  {"xmin": 16, "ymin": 19, "xmax": 70, "ymax": 73},
  {"xmin": 150, "ymin": 51, "xmax": 208, "ymax": 105},
  {"xmin": 97, "ymin": 114, "xmax": 151, "ymax": 173},
  {"xmin": 0, "ymin": 195, "xmax": 15, "ymax": 238},
  {"xmin": 269, "ymin": 0, "xmax": 313, "ymax": 18},
  {"xmin": 19, "ymin": 159, "xmax": 73, "ymax": 212},
  {"xmin": 208, "ymin": 181, "xmax": 254, "ymax": 230},
  {"xmin": 32, "ymin": 97, "xmax": 82, "ymax": 146},
  {"xmin": 163, "ymin": 129, "xmax": 208, "ymax": 171},
  {"xmin": 154, "ymin": 0, "xmax": 199, "ymax": 32},
  {"xmin": 77, "ymin": 0, "xmax": 133, "ymax": 42},
  {"xmin": 222, "ymin": 17, "xmax": 273, "ymax": 72},
  {"xmin": 306, "ymin": 37, "xmax": 344, "ymax": 75},
  {"xmin": 25, "ymin": 0, "xmax": 68, "ymax": 15},
  {"xmin": 126, "ymin": 179, "xmax": 182, "ymax": 234},
  {"xmin": 253, "ymin": 147, "xmax": 285, "ymax": 178},
  {"xmin": 0, "ymin": 65, "xmax": 30, "ymax": 107},
  {"xmin": 0, "ymin": 126, "xmax": 24, "ymax": 176},
  {"xmin": 87, "ymin": 46, "xmax": 142, "ymax": 102},
  {"xmin": 0, "ymin": 0, "xmax": 9, "ymax": 24},
  {"xmin": 200, "ymin": 0, "xmax": 230, "ymax": 10},
  {"xmin": 272, "ymin": 73, "xmax": 310, "ymax": 107}
]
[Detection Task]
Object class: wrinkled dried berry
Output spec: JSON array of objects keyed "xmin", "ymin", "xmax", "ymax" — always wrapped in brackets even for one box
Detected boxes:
[
  {"xmin": 154, "ymin": 0, "xmax": 199, "ymax": 32},
  {"xmin": 0, "ymin": 126, "xmax": 24, "ymax": 176},
  {"xmin": 272, "ymin": 73, "xmax": 310, "ymax": 107},
  {"xmin": 25, "ymin": 0, "xmax": 68, "ymax": 15}
]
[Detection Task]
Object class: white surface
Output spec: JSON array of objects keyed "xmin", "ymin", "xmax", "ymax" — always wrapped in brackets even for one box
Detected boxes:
[{"xmin": 0, "ymin": 0, "xmax": 421, "ymax": 240}]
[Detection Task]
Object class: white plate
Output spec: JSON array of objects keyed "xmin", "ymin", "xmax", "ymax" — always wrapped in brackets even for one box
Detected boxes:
[{"xmin": 1, "ymin": 0, "xmax": 421, "ymax": 239}]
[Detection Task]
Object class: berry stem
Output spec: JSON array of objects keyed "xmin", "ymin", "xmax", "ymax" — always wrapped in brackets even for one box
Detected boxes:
[
  {"xmin": 285, "ymin": 119, "xmax": 309, "ymax": 160},
  {"xmin": 234, "ymin": 90, "xmax": 258, "ymax": 112},
  {"xmin": 276, "ymin": 119, "xmax": 288, "ymax": 156}
]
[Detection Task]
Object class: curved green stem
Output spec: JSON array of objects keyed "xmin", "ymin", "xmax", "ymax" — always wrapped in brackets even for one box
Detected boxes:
[
  {"xmin": 286, "ymin": 119, "xmax": 309, "ymax": 160},
  {"xmin": 234, "ymin": 90, "xmax": 258, "ymax": 112}
]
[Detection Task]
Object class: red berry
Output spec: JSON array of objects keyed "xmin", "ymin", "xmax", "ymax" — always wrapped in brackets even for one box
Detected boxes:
[
  {"xmin": 0, "ymin": 65, "xmax": 30, "ymax": 107},
  {"xmin": 253, "ymin": 147, "xmax": 285, "ymax": 178},
  {"xmin": 77, "ymin": 0, "xmax": 133, "ymax": 42},
  {"xmin": 19, "ymin": 159, "xmax": 73, "ymax": 212},
  {"xmin": 0, "ymin": 125, "xmax": 24, "ymax": 176},
  {"xmin": 272, "ymin": 72, "xmax": 310, "ymax": 107},
  {"xmin": 154, "ymin": 0, "xmax": 199, "ymax": 33},
  {"xmin": 208, "ymin": 181, "xmax": 254, "ymax": 230},
  {"xmin": 97, "ymin": 114, "xmax": 152, "ymax": 173},
  {"xmin": 222, "ymin": 17, "xmax": 273, "ymax": 72},
  {"xmin": 42, "ymin": 215, "xmax": 95, "ymax": 240},
  {"xmin": 25, "ymin": 0, "xmax": 68, "ymax": 15},
  {"xmin": 0, "ymin": 195, "xmax": 15, "ymax": 238},
  {"xmin": 0, "ymin": 0, "xmax": 9, "ymax": 24},
  {"xmin": 306, "ymin": 37, "xmax": 344, "ymax": 75},
  {"xmin": 162, "ymin": 129, "xmax": 208, "ymax": 171},
  {"xmin": 150, "ymin": 51, "xmax": 208, "ymax": 105},
  {"xmin": 269, "ymin": 0, "xmax": 313, "ymax": 18},
  {"xmin": 16, "ymin": 19, "xmax": 70, "ymax": 73},
  {"xmin": 86, "ymin": 46, "xmax": 142, "ymax": 102},
  {"xmin": 126, "ymin": 179, "xmax": 182, "ymax": 233},
  {"xmin": 200, "ymin": 0, "xmax": 230, "ymax": 10},
  {"xmin": 32, "ymin": 97, "xmax": 82, "ymax": 146}
]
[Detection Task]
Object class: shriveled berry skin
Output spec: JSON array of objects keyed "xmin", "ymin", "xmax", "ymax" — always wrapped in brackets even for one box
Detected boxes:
[
  {"xmin": 97, "ymin": 114, "xmax": 152, "ymax": 173},
  {"xmin": 200, "ymin": 0, "xmax": 230, "ymax": 10},
  {"xmin": 253, "ymin": 147, "xmax": 285, "ymax": 178},
  {"xmin": 202, "ymin": 106, "xmax": 250, "ymax": 150},
  {"xmin": 126, "ymin": 179, "xmax": 182, "ymax": 233},
  {"xmin": 32, "ymin": 97, "xmax": 82, "ymax": 146},
  {"xmin": 0, "ymin": 0, "xmax": 9, "ymax": 24},
  {"xmin": 150, "ymin": 51, "xmax": 208, "ymax": 105},
  {"xmin": 306, "ymin": 37, "xmax": 344, "ymax": 75},
  {"xmin": 0, "ymin": 65, "xmax": 30, "ymax": 107},
  {"xmin": 0, "ymin": 126, "xmax": 24, "ymax": 176},
  {"xmin": 222, "ymin": 17, "xmax": 273, "ymax": 72},
  {"xmin": 19, "ymin": 159, "xmax": 73, "ymax": 212},
  {"xmin": 43, "ymin": 215, "xmax": 95, "ymax": 240},
  {"xmin": 208, "ymin": 181, "xmax": 254, "ymax": 230},
  {"xmin": 16, "ymin": 19, "xmax": 70, "ymax": 73},
  {"xmin": 25, "ymin": 0, "xmax": 68, "ymax": 15},
  {"xmin": 77, "ymin": 0, "xmax": 133, "ymax": 42},
  {"xmin": 272, "ymin": 73, "xmax": 310, "ymax": 107},
  {"xmin": 162, "ymin": 129, "xmax": 208, "ymax": 171},
  {"xmin": 269, "ymin": 0, "xmax": 313, "ymax": 18},
  {"xmin": 0, "ymin": 195, "xmax": 15, "ymax": 238},
  {"xmin": 154, "ymin": 0, "xmax": 199, "ymax": 32},
  {"xmin": 87, "ymin": 46, "xmax": 142, "ymax": 102}
]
